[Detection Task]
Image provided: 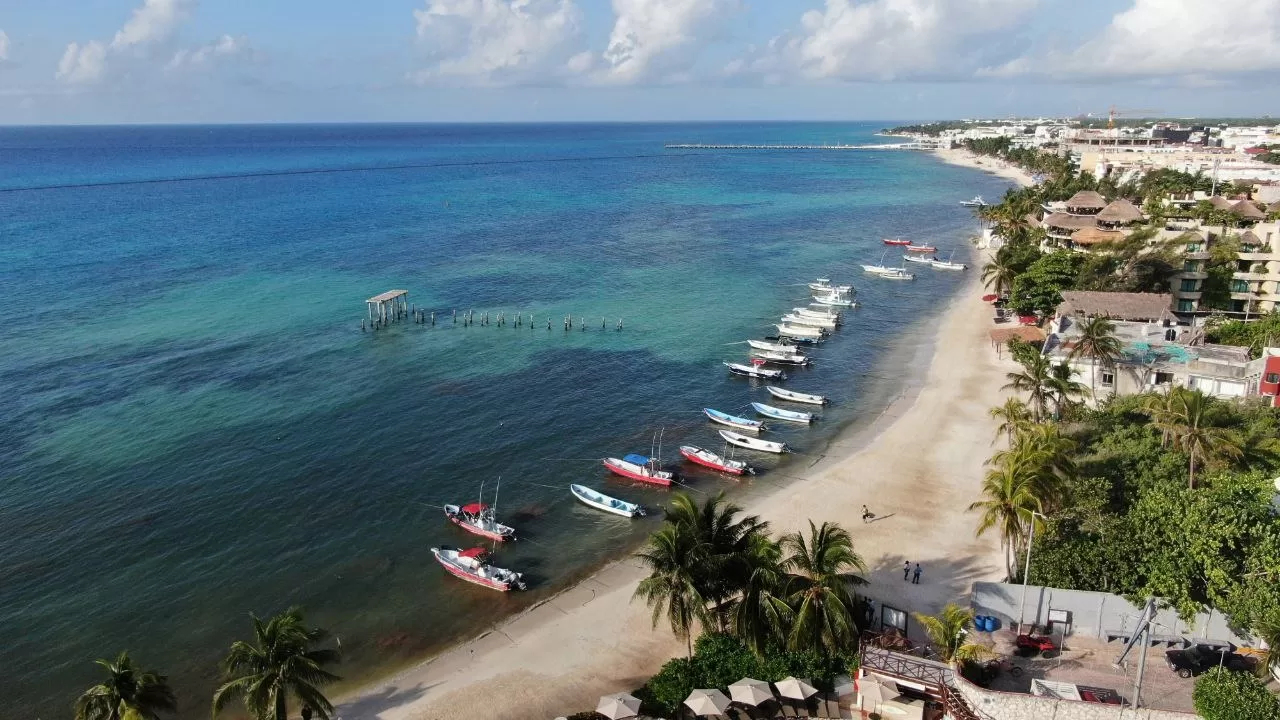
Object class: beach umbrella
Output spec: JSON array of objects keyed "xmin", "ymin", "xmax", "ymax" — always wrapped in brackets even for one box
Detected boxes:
[
  {"xmin": 728, "ymin": 677, "xmax": 773, "ymax": 706},
  {"xmin": 596, "ymin": 693, "xmax": 642, "ymax": 719},
  {"xmin": 775, "ymin": 676, "xmax": 819, "ymax": 700},
  {"xmin": 683, "ymin": 688, "xmax": 731, "ymax": 717},
  {"xmin": 859, "ymin": 677, "xmax": 901, "ymax": 705}
]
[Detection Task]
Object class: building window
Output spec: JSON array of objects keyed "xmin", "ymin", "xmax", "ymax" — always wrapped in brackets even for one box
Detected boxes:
[
  {"xmin": 1267, "ymin": 373, "xmax": 1280, "ymax": 384},
  {"xmin": 1186, "ymin": 242, "xmax": 1202, "ymax": 252},
  {"xmin": 1183, "ymin": 260, "xmax": 1199, "ymax": 272},
  {"xmin": 1180, "ymin": 279, "xmax": 1199, "ymax": 292},
  {"xmin": 1101, "ymin": 371, "xmax": 1115, "ymax": 386},
  {"xmin": 1177, "ymin": 299, "xmax": 1196, "ymax": 312},
  {"xmin": 1231, "ymin": 279, "xmax": 1250, "ymax": 293},
  {"xmin": 1154, "ymin": 372, "xmax": 1174, "ymax": 385}
]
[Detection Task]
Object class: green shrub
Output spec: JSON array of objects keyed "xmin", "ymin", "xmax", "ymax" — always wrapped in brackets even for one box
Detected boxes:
[
  {"xmin": 1192, "ymin": 667, "xmax": 1280, "ymax": 720},
  {"xmin": 646, "ymin": 657, "xmax": 697, "ymax": 716}
]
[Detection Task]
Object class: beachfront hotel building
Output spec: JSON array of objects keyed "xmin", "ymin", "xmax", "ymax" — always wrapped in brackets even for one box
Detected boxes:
[{"xmin": 1159, "ymin": 196, "xmax": 1280, "ymax": 315}]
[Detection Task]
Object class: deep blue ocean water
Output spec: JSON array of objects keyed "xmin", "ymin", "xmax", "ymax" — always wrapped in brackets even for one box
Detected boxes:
[{"xmin": 0, "ymin": 123, "xmax": 1011, "ymax": 717}]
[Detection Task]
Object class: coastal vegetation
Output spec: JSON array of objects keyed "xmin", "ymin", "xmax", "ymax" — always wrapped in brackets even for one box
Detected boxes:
[
  {"xmin": 212, "ymin": 607, "xmax": 341, "ymax": 720},
  {"xmin": 74, "ymin": 652, "xmax": 177, "ymax": 720},
  {"xmin": 1193, "ymin": 667, "xmax": 1280, "ymax": 720},
  {"xmin": 1206, "ymin": 311, "xmax": 1280, "ymax": 358},
  {"xmin": 633, "ymin": 493, "xmax": 866, "ymax": 715},
  {"xmin": 912, "ymin": 604, "xmax": 991, "ymax": 664},
  {"xmin": 978, "ymin": 346, "xmax": 1280, "ymax": 638}
]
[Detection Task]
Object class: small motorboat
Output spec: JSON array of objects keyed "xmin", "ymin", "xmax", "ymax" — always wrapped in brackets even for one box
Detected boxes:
[
  {"xmin": 902, "ymin": 254, "xmax": 934, "ymax": 265},
  {"xmin": 750, "ymin": 349, "xmax": 809, "ymax": 366},
  {"xmin": 603, "ymin": 455, "xmax": 673, "ymax": 487},
  {"xmin": 794, "ymin": 307, "xmax": 841, "ymax": 322},
  {"xmin": 776, "ymin": 323, "xmax": 824, "ymax": 339},
  {"xmin": 704, "ymin": 407, "xmax": 765, "ymax": 432},
  {"xmin": 444, "ymin": 503, "xmax": 516, "ymax": 542},
  {"xmin": 751, "ymin": 402, "xmax": 814, "ymax": 424},
  {"xmin": 748, "ymin": 339, "xmax": 799, "ymax": 353},
  {"xmin": 905, "ymin": 244, "xmax": 938, "ymax": 253},
  {"xmin": 431, "ymin": 546, "xmax": 526, "ymax": 591},
  {"xmin": 878, "ymin": 267, "xmax": 915, "ymax": 280},
  {"xmin": 882, "ymin": 238, "xmax": 912, "ymax": 245},
  {"xmin": 719, "ymin": 429, "xmax": 788, "ymax": 454},
  {"xmin": 809, "ymin": 295, "xmax": 854, "ymax": 307},
  {"xmin": 679, "ymin": 445, "xmax": 752, "ymax": 475},
  {"xmin": 861, "ymin": 263, "xmax": 892, "ymax": 274},
  {"xmin": 808, "ymin": 278, "xmax": 832, "ymax": 291},
  {"xmin": 766, "ymin": 385, "xmax": 827, "ymax": 405},
  {"xmin": 931, "ymin": 259, "xmax": 967, "ymax": 270},
  {"xmin": 725, "ymin": 361, "xmax": 787, "ymax": 380},
  {"xmin": 570, "ymin": 483, "xmax": 644, "ymax": 518},
  {"xmin": 959, "ymin": 196, "xmax": 986, "ymax": 207},
  {"xmin": 781, "ymin": 313, "xmax": 837, "ymax": 329}
]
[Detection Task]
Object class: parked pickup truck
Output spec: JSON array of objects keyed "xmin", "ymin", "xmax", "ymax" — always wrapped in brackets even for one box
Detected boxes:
[{"xmin": 1165, "ymin": 644, "xmax": 1255, "ymax": 678}]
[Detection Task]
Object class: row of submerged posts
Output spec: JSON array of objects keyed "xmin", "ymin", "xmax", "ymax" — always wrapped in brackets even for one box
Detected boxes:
[{"xmin": 361, "ymin": 288, "xmax": 622, "ymax": 333}]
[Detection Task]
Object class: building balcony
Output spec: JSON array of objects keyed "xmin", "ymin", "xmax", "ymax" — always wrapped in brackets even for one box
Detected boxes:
[
  {"xmin": 1178, "ymin": 271, "xmax": 1209, "ymax": 280},
  {"xmin": 1182, "ymin": 251, "xmax": 1212, "ymax": 260},
  {"xmin": 1239, "ymin": 252, "xmax": 1278, "ymax": 262},
  {"xmin": 1234, "ymin": 272, "xmax": 1269, "ymax": 282},
  {"xmin": 1231, "ymin": 292, "xmax": 1260, "ymax": 301},
  {"xmin": 1174, "ymin": 290, "xmax": 1204, "ymax": 300}
]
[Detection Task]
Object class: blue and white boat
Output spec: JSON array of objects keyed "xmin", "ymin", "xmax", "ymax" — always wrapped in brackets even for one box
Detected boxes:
[
  {"xmin": 719, "ymin": 429, "xmax": 788, "ymax": 454},
  {"xmin": 751, "ymin": 402, "xmax": 814, "ymax": 424},
  {"xmin": 724, "ymin": 362, "xmax": 787, "ymax": 380},
  {"xmin": 704, "ymin": 407, "xmax": 765, "ymax": 433},
  {"xmin": 570, "ymin": 484, "xmax": 644, "ymax": 518}
]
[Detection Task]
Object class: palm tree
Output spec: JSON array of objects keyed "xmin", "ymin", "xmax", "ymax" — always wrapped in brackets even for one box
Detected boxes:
[
  {"xmin": 663, "ymin": 492, "xmax": 770, "ymax": 613},
  {"xmin": 981, "ymin": 256, "xmax": 1017, "ymax": 297},
  {"xmin": 1254, "ymin": 614, "xmax": 1280, "ymax": 680},
  {"xmin": 729, "ymin": 533, "xmax": 792, "ymax": 655},
  {"xmin": 914, "ymin": 604, "xmax": 991, "ymax": 664},
  {"xmin": 778, "ymin": 521, "xmax": 867, "ymax": 654},
  {"xmin": 212, "ymin": 607, "xmax": 341, "ymax": 720},
  {"xmin": 1046, "ymin": 361, "xmax": 1087, "ymax": 419},
  {"xmin": 969, "ymin": 455, "xmax": 1044, "ymax": 580},
  {"xmin": 634, "ymin": 522, "xmax": 711, "ymax": 658},
  {"xmin": 1164, "ymin": 388, "xmax": 1244, "ymax": 489},
  {"xmin": 74, "ymin": 651, "xmax": 176, "ymax": 720},
  {"xmin": 1003, "ymin": 353, "xmax": 1053, "ymax": 422},
  {"xmin": 988, "ymin": 397, "xmax": 1031, "ymax": 445},
  {"xmin": 1068, "ymin": 315, "xmax": 1124, "ymax": 401}
]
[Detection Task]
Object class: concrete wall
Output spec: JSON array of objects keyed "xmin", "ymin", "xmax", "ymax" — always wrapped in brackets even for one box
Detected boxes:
[
  {"xmin": 950, "ymin": 674, "xmax": 1199, "ymax": 720},
  {"xmin": 970, "ymin": 582, "xmax": 1247, "ymax": 646}
]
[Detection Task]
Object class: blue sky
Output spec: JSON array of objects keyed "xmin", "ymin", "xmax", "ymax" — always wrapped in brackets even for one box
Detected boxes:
[{"xmin": 1, "ymin": 0, "xmax": 1277, "ymax": 124}]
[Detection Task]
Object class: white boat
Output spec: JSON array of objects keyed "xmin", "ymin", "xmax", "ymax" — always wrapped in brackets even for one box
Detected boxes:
[
  {"xmin": 679, "ymin": 445, "xmax": 753, "ymax": 476},
  {"xmin": 861, "ymin": 264, "xmax": 892, "ymax": 273},
  {"xmin": 704, "ymin": 407, "xmax": 765, "ymax": 432},
  {"xmin": 724, "ymin": 361, "xmax": 787, "ymax": 380},
  {"xmin": 570, "ymin": 483, "xmax": 644, "ymax": 518},
  {"xmin": 431, "ymin": 546, "xmax": 526, "ymax": 591},
  {"xmin": 750, "ymin": 349, "xmax": 809, "ymax": 366},
  {"xmin": 902, "ymin": 254, "xmax": 934, "ymax": 265},
  {"xmin": 748, "ymin": 339, "xmax": 799, "ymax": 353},
  {"xmin": 930, "ymin": 250, "xmax": 967, "ymax": 270},
  {"xmin": 781, "ymin": 313, "xmax": 837, "ymax": 329},
  {"xmin": 808, "ymin": 279, "xmax": 832, "ymax": 291},
  {"xmin": 776, "ymin": 323, "xmax": 824, "ymax": 339},
  {"xmin": 751, "ymin": 402, "xmax": 814, "ymax": 424},
  {"xmin": 810, "ymin": 295, "xmax": 855, "ymax": 307},
  {"xmin": 793, "ymin": 307, "xmax": 841, "ymax": 321},
  {"xmin": 959, "ymin": 195, "xmax": 986, "ymax": 207},
  {"xmin": 879, "ymin": 267, "xmax": 914, "ymax": 280},
  {"xmin": 719, "ymin": 429, "xmax": 788, "ymax": 454},
  {"xmin": 766, "ymin": 386, "xmax": 827, "ymax": 405}
]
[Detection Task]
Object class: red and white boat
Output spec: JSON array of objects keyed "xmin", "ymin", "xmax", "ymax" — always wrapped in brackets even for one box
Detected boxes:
[
  {"xmin": 882, "ymin": 238, "xmax": 912, "ymax": 246},
  {"xmin": 444, "ymin": 502, "xmax": 515, "ymax": 542},
  {"xmin": 603, "ymin": 455, "xmax": 674, "ymax": 487},
  {"xmin": 905, "ymin": 244, "xmax": 938, "ymax": 253},
  {"xmin": 431, "ymin": 546, "xmax": 526, "ymax": 591},
  {"xmin": 679, "ymin": 445, "xmax": 752, "ymax": 476}
]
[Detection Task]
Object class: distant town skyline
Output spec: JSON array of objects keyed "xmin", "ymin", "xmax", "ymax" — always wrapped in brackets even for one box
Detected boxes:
[{"xmin": 1, "ymin": 0, "xmax": 1278, "ymax": 125}]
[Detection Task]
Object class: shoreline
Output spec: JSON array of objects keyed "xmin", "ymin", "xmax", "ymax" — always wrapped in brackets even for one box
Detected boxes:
[{"xmin": 931, "ymin": 145, "xmax": 1038, "ymax": 188}]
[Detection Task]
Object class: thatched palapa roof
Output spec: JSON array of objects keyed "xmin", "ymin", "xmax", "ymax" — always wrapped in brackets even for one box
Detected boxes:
[
  {"xmin": 1096, "ymin": 198, "xmax": 1144, "ymax": 224},
  {"xmin": 1064, "ymin": 190, "xmax": 1108, "ymax": 210},
  {"xmin": 1209, "ymin": 196, "xmax": 1236, "ymax": 211},
  {"xmin": 1071, "ymin": 227, "xmax": 1126, "ymax": 246},
  {"xmin": 990, "ymin": 327, "xmax": 1046, "ymax": 345},
  {"xmin": 1232, "ymin": 199, "xmax": 1265, "ymax": 220},
  {"xmin": 1043, "ymin": 213, "xmax": 1098, "ymax": 230},
  {"xmin": 1058, "ymin": 291, "xmax": 1173, "ymax": 322}
]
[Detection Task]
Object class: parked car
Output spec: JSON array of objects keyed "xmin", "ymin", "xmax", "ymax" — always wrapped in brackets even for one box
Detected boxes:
[{"xmin": 1164, "ymin": 644, "xmax": 1255, "ymax": 678}]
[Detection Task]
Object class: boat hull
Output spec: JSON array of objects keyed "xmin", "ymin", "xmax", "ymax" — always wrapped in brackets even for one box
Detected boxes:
[
  {"xmin": 777, "ymin": 323, "xmax": 824, "ymax": 337},
  {"xmin": 766, "ymin": 385, "xmax": 827, "ymax": 405},
  {"xmin": 679, "ymin": 445, "xmax": 748, "ymax": 475},
  {"xmin": 603, "ymin": 458, "xmax": 673, "ymax": 487},
  {"xmin": 882, "ymin": 239, "xmax": 911, "ymax": 245},
  {"xmin": 431, "ymin": 549, "xmax": 522, "ymax": 591},
  {"xmin": 571, "ymin": 484, "xmax": 642, "ymax": 517},
  {"xmin": 445, "ymin": 513, "xmax": 513, "ymax": 542},
  {"xmin": 905, "ymin": 246, "xmax": 937, "ymax": 253},
  {"xmin": 751, "ymin": 402, "xmax": 813, "ymax": 424},
  {"xmin": 719, "ymin": 429, "xmax": 788, "ymax": 454},
  {"xmin": 748, "ymin": 339, "xmax": 798, "ymax": 353},
  {"xmin": 704, "ymin": 408, "xmax": 764, "ymax": 432},
  {"xmin": 725, "ymin": 362, "xmax": 787, "ymax": 380}
]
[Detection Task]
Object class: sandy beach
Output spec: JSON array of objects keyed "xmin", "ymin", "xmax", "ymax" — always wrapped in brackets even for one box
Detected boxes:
[
  {"xmin": 932, "ymin": 146, "xmax": 1038, "ymax": 188},
  {"xmin": 337, "ymin": 262, "xmax": 1022, "ymax": 719}
]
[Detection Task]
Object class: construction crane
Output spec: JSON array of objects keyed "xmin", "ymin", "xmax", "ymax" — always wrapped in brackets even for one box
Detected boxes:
[{"xmin": 1104, "ymin": 106, "xmax": 1165, "ymax": 129}]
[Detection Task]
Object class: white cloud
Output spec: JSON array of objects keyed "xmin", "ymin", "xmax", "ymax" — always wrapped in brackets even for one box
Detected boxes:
[
  {"xmin": 111, "ymin": 0, "xmax": 193, "ymax": 51},
  {"xmin": 166, "ymin": 34, "xmax": 249, "ymax": 70},
  {"xmin": 730, "ymin": 0, "xmax": 1037, "ymax": 83},
  {"xmin": 0, "ymin": 30, "xmax": 9, "ymax": 62},
  {"xmin": 412, "ymin": 0, "xmax": 586, "ymax": 85},
  {"xmin": 984, "ymin": 0, "xmax": 1280, "ymax": 80},
  {"xmin": 597, "ymin": 0, "xmax": 739, "ymax": 84},
  {"xmin": 57, "ymin": 41, "xmax": 109, "ymax": 83}
]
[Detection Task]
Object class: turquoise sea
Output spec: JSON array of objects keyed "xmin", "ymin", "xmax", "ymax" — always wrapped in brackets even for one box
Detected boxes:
[{"xmin": 0, "ymin": 123, "xmax": 1010, "ymax": 717}]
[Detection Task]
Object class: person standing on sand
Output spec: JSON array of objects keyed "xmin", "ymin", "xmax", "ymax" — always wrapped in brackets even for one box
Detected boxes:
[
  {"xmin": 912, "ymin": 563, "xmax": 922, "ymax": 584},
  {"xmin": 904, "ymin": 561, "xmax": 911, "ymax": 581}
]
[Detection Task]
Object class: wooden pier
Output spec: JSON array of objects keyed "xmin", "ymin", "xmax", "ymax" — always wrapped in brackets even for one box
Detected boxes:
[
  {"xmin": 663, "ymin": 142, "xmax": 937, "ymax": 151},
  {"xmin": 366, "ymin": 289, "xmax": 409, "ymax": 328}
]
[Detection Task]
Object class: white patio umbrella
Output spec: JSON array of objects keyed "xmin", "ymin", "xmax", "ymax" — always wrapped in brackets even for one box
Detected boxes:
[
  {"xmin": 728, "ymin": 677, "xmax": 773, "ymax": 706},
  {"xmin": 683, "ymin": 688, "xmax": 732, "ymax": 717},
  {"xmin": 596, "ymin": 692, "xmax": 642, "ymax": 720},
  {"xmin": 775, "ymin": 676, "xmax": 819, "ymax": 700},
  {"xmin": 859, "ymin": 677, "xmax": 901, "ymax": 706}
]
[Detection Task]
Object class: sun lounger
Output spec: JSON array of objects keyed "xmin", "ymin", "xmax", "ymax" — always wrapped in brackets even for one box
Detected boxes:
[
  {"xmin": 727, "ymin": 707, "xmax": 752, "ymax": 720},
  {"xmin": 780, "ymin": 698, "xmax": 798, "ymax": 718}
]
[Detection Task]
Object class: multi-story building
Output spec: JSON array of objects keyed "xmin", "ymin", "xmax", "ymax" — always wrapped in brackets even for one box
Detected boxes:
[
  {"xmin": 1039, "ymin": 191, "xmax": 1145, "ymax": 249},
  {"xmin": 1161, "ymin": 195, "xmax": 1280, "ymax": 315}
]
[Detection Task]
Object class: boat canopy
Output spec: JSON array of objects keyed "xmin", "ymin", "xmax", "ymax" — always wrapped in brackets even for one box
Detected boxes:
[
  {"xmin": 623, "ymin": 453, "xmax": 652, "ymax": 466},
  {"xmin": 459, "ymin": 547, "xmax": 487, "ymax": 559},
  {"xmin": 460, "ymin": 503, "xmax": 488, "ymax": 514}
]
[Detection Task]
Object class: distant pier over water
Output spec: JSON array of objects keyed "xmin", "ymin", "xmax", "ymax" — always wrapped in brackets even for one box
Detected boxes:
[{"xmin": 664, "ymin": 141, "xmax": 939, "ymax": 151}]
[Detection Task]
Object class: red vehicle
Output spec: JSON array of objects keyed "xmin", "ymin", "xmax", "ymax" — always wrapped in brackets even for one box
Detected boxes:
[{"xmin": 1015, "ymin": 634, "xmax": 1057, "ymax": 655}]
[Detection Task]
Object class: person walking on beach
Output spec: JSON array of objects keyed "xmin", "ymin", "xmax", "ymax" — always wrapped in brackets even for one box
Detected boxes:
[
  {"xmin": 903, "ymin": 561, "xmax": 911, "ymax": 581},
  {"xmin": 862, "ymin": 505, "xmax": 873, "ymax": 523},
  {"xmin": 912, "ymin": 563, "xmax": 922, "ymax": 584}
]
